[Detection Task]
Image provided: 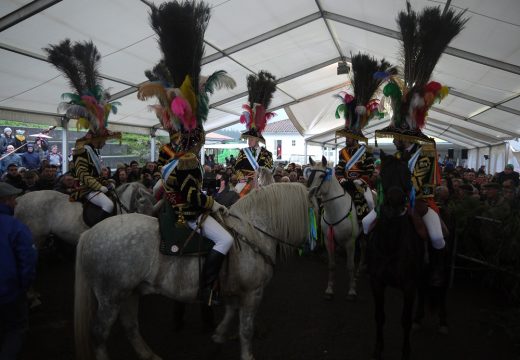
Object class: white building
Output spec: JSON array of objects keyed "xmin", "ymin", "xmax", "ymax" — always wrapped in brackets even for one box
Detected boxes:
[{"xmin": 262, "ymin": 120, "xmax": 333, "ymax": 164}]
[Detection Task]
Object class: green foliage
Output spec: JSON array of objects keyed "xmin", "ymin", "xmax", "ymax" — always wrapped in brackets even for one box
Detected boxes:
[{"xmin": 0, "ymin": 119, "xmax": 51, "ymax": 129}]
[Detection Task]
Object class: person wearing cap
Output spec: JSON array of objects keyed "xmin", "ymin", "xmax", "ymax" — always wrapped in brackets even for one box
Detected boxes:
[
  {"xmin": 0, "ymin": 145, "xmax": 23, "ymax": 177},
  {"xmin": 494, "ymin": 164, "xmax": 519, "ymax": 188},
  {"xmin": 44, "ymin": 39, "xmax": 122, "ymax": 222},
  {"xmin": 0, "ymin": 128, "xmax": 16, "ymax": 155},
  {"xmin": 364, "ymin": 2, "xmax": 467, "ymax": 288},
  {"xmin": 333, "ymin": 53, "xmax": 393, "ymax": 220},
  {"xmin": 21, "ymin": 143, "xmax": 40, "ymax": 171},
  {"xmin": 0, "ymin": 182, "xmax": 37, "ymax": 359},
  {"xmin": 481, "ymin": 182, "xmax": 504, "ymax": 207},
  {"xmin": 14, "ymin": 130, "xmax": 27, "ymax": 154},
  {"xmin": 234, "ymin": 71, "xmax": 276, "ymax": 197},
  {"xmin": 139, "ymin": 1, "xmax": 237, "ymax": 306}
]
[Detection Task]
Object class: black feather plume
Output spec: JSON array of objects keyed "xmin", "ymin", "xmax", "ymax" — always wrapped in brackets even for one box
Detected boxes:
[
  {"xmin": 247, "ymin": 71, "xmax": 277, "ymax": 108},
  {"xmin": 398, "ymin": 1, "xmax": 468, "ymax": 91},
  {"xmin": 144, "ymin": 60, "xmax": 174, "ymax": 85},
  {"xmin": 149, "ymin": 1, "xmax": 210, "ymax": 91},
  {"xmin": 43, "ymin": 39, "xmax": 85, "ymax": 95},
  {"xmin": 351, "ymin": 53, "xmax": 396, "ymax": 107},
  {"xmin": 72, "ymin": 41, "xmax": 102, "ymax": 94}
]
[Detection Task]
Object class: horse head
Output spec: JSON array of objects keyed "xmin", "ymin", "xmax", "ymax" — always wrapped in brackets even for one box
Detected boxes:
[
  {"xmin": 379, "ymin": 152, "xmax": 411, "ymax": 218},
  {"xmin": 116, "ymin": 182, "xmax": 156, "ymax": 216},
  {"xmin": 256, "ymin": 166, "xmax": 275, "ymax": 187},
  {"xmin": 305, "ymin": 155, "xmax": 335, "ymax": 199}
]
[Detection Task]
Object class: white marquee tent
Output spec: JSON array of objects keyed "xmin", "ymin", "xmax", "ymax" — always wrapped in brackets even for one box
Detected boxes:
[{"xmin": 1, "ymin": 0, "xmax": 519, "ymax": 172}]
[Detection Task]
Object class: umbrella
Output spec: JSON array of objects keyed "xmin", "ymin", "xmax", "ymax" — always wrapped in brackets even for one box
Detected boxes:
[{"xmin": 29, "ymin": 133, "xmax": 53, "ymax": 139}]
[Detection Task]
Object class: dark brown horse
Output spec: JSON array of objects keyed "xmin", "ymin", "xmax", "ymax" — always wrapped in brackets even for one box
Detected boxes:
[{"xmin": 367, "ymin": 152, "xmax": 424, "ymax": 360}]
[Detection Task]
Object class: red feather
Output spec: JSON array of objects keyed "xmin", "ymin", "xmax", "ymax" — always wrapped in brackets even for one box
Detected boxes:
[
  {"xmin": 253, "ymin": 104, "xmax": 266, "ymax": 132},
  {"xmin": 425, "ymin": 81, "xmax": 442, "ymax": 93}
]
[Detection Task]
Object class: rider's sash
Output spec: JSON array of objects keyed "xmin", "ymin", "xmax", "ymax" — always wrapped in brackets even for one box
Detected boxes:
[
  {"xmin": 161, "ymin": 159, "xmax": 179, "ymax": 180},
  {"xmin": 243, "ymin": 147, "xmax": 260, "ymax": 170},
  {"xmin": 408, "ymin": 146, "xmax": 422, "ymax": 173},
  {"xmin": 84, "ymin": 145, "xmax": 102, "ymax": 176},
  {"xmin": 345, "ymin": 145, "xmax": 366, "ymax": 171}
]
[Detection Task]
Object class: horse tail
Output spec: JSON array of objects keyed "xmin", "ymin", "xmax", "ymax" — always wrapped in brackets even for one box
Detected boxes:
[{"xmin": 74, "ymin": 233, "xmax": 95, "ymax": 360}]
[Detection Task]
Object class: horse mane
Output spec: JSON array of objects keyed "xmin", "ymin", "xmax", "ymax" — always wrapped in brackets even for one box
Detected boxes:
[{"xmin": 229, "ymin": 183, "xmax": 310, "ymax": 259}]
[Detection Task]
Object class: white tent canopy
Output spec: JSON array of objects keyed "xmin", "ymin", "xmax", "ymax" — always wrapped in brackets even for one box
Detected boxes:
[{"xmin": 1, "ymin": 0, "xmax": 519, "ymax": 149}]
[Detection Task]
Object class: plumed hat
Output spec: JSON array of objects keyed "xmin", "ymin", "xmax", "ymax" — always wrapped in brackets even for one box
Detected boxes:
[
  {"xmin": 335, "ymin": 53, "xmax": 395, "ymax": 143},
  {"xmin": 138, "ymin": 0, "xmax": 236, "ymax": 154},
  {"xmin": 44, "ymin": 40, "xmax": 121, "ymax": 146},
  {"xmin": 239, "ymin": 71, "xmax": 277, "ymax": 144},
  {"xmin": 375, "ymin": 1, "xmax": 468, "ymax": 145}
]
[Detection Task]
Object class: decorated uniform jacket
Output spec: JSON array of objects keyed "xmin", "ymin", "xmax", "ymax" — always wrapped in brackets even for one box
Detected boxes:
[
  {"xmin": 157, "ymin": 143, "xmax": 179, "ymax": 169},
  {"xmin": 336, "ymin": 145, "xmax": 374, "ymax": 181},
  {"xmin": 72, "ymin": 144, "xmax": 105, "ymax": 199},
  {"xmin": 163, "ymin": 152, "xmax": 214, "ymax": 220},
  {"xmin": 395, "ymin": 143, "xmax": 438, "ymax": 199},
  {"xmin": 234, "ymin": 146, "xmax": 273, "ymax": 180}
]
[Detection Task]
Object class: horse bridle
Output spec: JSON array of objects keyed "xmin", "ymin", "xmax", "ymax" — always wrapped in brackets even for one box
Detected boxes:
[{"xmin": 308, "ymin": 167, "xmax": 353, "ymax": 226}]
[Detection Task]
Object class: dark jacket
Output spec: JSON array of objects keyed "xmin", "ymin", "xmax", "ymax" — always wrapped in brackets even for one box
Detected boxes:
[
  {"xmin": 0, "ymin": 203, "xmax": 37, "ymax": 304},
  {"xmin": 4, "ymin": 173, "xmax": 27, "ymax": 191},
  {"xmin": 21, "ymin": 151, "xmax": 41, "ymax": 170}
]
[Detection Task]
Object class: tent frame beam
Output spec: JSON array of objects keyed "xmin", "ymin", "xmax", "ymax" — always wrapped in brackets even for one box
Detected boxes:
[{"xmin": 0, "ymin": 0, "xmax": 62, "ymax": 32}]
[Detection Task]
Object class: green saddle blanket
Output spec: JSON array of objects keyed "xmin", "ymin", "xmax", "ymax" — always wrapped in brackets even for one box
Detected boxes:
[{"xmin": 159, "ymin": 203, "xmax": 214, "ymax": 256}]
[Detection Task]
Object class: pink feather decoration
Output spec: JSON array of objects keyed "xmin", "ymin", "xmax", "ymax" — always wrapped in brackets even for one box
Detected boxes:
[
  {"xmin": 81, "ymin": 95, "xmax": 105, "ymax": 127},
  {"xmin": 344, "ymin": 94, "xmax": 355, "ymax": 104},
  {"xmin": 171, "ymin": 97, "xmax": 193, "ymax": 128}
]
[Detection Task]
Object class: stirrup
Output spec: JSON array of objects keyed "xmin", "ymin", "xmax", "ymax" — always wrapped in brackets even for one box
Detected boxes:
[{"xmin": 199, "ymin": 287, "xmax": 221, "ymax": 306}]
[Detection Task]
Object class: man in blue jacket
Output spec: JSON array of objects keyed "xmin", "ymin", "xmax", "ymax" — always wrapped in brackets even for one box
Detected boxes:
[{"xmin": 0, "ymin": 182, "xmax": 37, "ymax": 359}]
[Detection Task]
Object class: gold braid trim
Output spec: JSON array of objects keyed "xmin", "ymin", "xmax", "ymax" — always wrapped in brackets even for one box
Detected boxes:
[{"xmin": 177, "ymin": 153, "xmax": 199, "ymax": 170}]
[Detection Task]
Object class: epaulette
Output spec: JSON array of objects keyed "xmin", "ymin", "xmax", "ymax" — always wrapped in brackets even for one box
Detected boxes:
[
  {"xmin": 177, "ymin": 153, "xmax": 199, "ymax": 170},
  {"xmin": 73, "ymin": 147, "xmax": 86, "ymax": 155}
]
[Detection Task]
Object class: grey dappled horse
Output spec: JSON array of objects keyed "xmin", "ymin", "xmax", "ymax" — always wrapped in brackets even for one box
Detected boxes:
[
  {"xmin": 15, "ymin": 182, "xmax": 156, "ymax": 247},
  {"xmin": 74, "ymin": 183, "xmax": 311, "ymax": 360},
  {"xmin": 307, "ymin": 156, "xmax": 360, "ymax": 300}
]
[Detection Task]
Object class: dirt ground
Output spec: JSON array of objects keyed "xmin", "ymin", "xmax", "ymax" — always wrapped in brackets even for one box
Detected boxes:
[{"xmin": 21, "ymin": 247, "xmax": 520, "ymax": 360}]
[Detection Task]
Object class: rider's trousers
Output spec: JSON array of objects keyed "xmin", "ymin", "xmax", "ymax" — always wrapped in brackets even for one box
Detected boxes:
[
  {"xmin": 187, "ymin": 214, "xmax": 233, "ymax": 255},
  {"xmin": 86, "ymin": 191, "xmax": 114, "ymax": 213},
  {"xmin": 362, "ymin": 207, "xmax": 445, "ymax": 250}
]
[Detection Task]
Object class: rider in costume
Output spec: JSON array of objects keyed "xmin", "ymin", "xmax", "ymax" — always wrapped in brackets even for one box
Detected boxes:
[
  {"xmin": 44, "ymin": 40, "xmax": 122, "ymax": 221},
  {"xmin": 234, "ymin": 71, "xmax": 276, "ymax": 197},
  {"xmin": 334, "ymin": 53, "xmax": 395, "ymax": 220},
  {"xmin": 140, "ymin": 0, "xmax": 237, "ymax": 305},
  {"xmin": 363, "ymin": 2, "xmax": 467, "ymax": 284}
]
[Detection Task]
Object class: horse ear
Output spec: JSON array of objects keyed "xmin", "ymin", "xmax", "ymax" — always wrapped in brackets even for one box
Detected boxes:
[
  {"xmin": 309, "ymin": 156, "xmax": 315, "ymax": 166},
  {"xmin": 321, "ymin": 156, "xmax": 327, "ymax": 167}
]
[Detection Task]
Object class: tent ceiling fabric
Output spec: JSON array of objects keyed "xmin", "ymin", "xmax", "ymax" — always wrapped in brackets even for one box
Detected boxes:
[{"xmin": 0, "ymin": 0, "xmax": 519, "ymax": 149}]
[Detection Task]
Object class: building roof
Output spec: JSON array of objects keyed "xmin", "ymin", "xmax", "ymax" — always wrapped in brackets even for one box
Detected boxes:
[{"xmin": 263, "ymin": 120, "xmax": 299, "ymax": 134}]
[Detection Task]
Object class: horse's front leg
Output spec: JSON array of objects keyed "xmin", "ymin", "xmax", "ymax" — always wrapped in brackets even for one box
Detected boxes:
[
  {"xmin": 324, "ymin": 225, "xmax": 336, "ymax": 300},
  {"xmin": 401, "ymin": 285, "xmax": 416, "ymax": 360},
  {"xmin": 212, "ymin": 302, "xmax": 238, "ymax": 344},
  {"xmin": 238, "ymin": 288, "xmax": 264, "ymax": 360},
  {"xmin": 370, "ymin": 278, "xmax": 385, "ymax": 360}
]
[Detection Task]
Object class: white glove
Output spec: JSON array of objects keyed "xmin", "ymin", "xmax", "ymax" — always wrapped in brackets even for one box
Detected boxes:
[
  {"xmin": 100, "ymin": 186, "xmax": 109, "ymax": 194},
  {"xmin": 211, "ymin": 201, "xmax": 229, "ymax": 216}
]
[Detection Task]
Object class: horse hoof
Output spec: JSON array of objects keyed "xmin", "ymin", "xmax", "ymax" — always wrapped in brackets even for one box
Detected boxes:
[
  {"xmin": 323, "ymin": 293, "xmax": 334, "ymax": 301},
  {"xmin": 346, "ymin": 294, "xmax": 357, "ymax": 302},
  {"xmin": 438, "ymin": 325, "xmax": 449, "ymax": 335}
]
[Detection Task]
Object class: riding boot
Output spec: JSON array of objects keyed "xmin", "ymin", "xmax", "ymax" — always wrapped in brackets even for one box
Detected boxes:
[
  {"xmin": 199, "ymin": 249, "xmax": 226, "ymax": 306},
  {"xmin": 429, "ymin": 247, "xmax": 446, "ymax": 288}
]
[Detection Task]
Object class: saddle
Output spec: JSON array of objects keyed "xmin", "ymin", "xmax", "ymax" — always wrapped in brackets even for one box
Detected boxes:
[
  {"xmin": 158, "ymin": 202, "xmax": 213, "ymax": 256},
  {"xmin": 82, "ymin": 198, "xmax": 116, "ymax": 227}
]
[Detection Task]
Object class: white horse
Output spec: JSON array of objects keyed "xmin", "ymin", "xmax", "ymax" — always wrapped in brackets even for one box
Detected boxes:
[
  {"xmin": 74, "ymin": 183, "xmax": 310, "ymax": 360},
  {"xmin": 15, "ymin": 182, "xmax": 156, "ymax": 248},
  {"xmin": 307, "ymin": 156, "xmax": 360, "ymax": 300}
]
